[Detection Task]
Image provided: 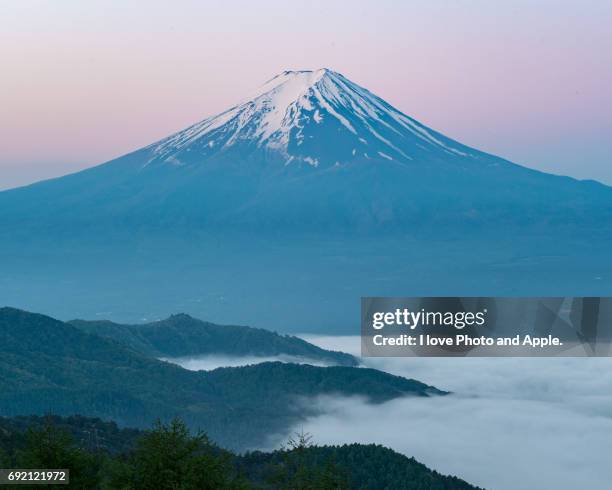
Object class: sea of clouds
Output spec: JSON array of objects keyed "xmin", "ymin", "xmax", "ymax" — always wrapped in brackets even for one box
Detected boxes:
[
  {"xmin": 169, "ymin": 335, "xmax": 612, "ymax": 490},
  {"xmin": 294, "ymin": 335, "xmax": 612, "ymax": 490}
]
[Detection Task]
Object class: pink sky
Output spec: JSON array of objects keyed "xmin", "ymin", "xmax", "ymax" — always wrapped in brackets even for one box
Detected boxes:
[{"xmin": 1, "ymin": 0, "xmax": 611, "ymax": 189}]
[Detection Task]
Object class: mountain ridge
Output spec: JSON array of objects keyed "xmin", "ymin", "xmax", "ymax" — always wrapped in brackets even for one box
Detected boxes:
[
  {"xmin": 0, "ymin": 307, "xmax": 441, "ymax": 449},
  {"xmin": 69, "ymin": 312, "xmax": 357, "ymax": 366}
]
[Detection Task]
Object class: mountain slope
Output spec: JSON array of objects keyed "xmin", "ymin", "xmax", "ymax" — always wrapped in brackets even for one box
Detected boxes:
[
  {"xmin": 69, "ymin": 314, "xmax": 357, "ymax": 366},
  {"xmin": 1, "ymin": 68, "xmax": 609, "ymax": 232},
  {"xmin": 147, "ymin": 68, "xmax": 479, "ymax": 167},
  {"xmin": 0, "ymin": 69, "xmax": 610, "ymax": 329},
  {"xmin": 0, "ymin": 307, "xmax": 441, "ymax": 449}
]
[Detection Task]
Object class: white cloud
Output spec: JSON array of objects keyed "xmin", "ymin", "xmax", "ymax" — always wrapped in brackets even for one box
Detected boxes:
[
  {"xmin": 163, "ymin": 354, "xmax": 334, "ymax": 371},
  {"xmin": 290, "ymin": 335, "xmax": 612, "ymax": 490},
  {"xmin": 163, "ymin": 335, "xmax": 612, "ymax": 489}
]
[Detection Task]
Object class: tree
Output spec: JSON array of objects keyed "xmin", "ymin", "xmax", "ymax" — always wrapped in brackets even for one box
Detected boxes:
[
  {"xmin": 317, "ymin": 455, "xmax": 350, "ymax": 490},
  {"xmin": 268, "ymin": 430, "xmax": 349, "ymax": 490},
  {"xmin": 106, "ymin": 418, "xmax": 247, "ymax": 490},
  {"xmin": 16, "ymin": 419, "xmax": 100, "ymax": 489},
  {"xmin": 0, "ymin": 447, "xmax": 11, "ymax": 467}
]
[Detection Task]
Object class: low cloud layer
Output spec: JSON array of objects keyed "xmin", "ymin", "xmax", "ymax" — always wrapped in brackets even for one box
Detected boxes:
[
  {"xmin": 164, "ymin": 354, "xmax": 333, "ymax": 371},
  {"xmin": 291, "ymin": 335, "xmax": 612, "ymax": 490},
  {"xmin": 165, "ymin": 335, "xmax": 612, "ymax": 489}
]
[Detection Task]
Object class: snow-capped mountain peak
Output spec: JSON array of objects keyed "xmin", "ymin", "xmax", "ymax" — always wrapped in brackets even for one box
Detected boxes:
[{"xmin": 148, "ymin": 68, "xmax": 473, "ymax": 168}]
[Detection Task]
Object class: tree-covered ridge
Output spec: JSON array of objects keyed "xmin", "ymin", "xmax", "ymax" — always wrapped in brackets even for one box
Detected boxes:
[
  {"xmin": 69, "ymin": 313, "xmax": 357, "ymax": 366},
  {"xmin": 0, "ymin": 307, "xmax": 442, "ymax": 450},
  {"xmin": 0, "ymin": 416, "xmax": 482, "ymax": 490},
  {"xmin": 0, "ymin": 415, "xmax": 141, "ymax": 456},
  {"xmin": 241, "ymin": 443, "xmax": 481, "ymax": 490}
]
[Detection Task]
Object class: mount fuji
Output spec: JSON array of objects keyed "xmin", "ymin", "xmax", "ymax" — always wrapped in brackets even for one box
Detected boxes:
[
  {"xmin": 149, "ymin": 68, "xmax": 471, "ymax": 168},
  {"xmin": 1, "ymin": 69, "xmax": 611, "ymax": 330}
]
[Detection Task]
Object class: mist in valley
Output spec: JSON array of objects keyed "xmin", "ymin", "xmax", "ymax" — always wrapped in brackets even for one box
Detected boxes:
[
  {"xmin": 173, "ymin": 335, "xmax": 612, "ymax": 490},
  {"xmin": 163, "ymin": 354, "xmax": 335, "ymax": 371}
]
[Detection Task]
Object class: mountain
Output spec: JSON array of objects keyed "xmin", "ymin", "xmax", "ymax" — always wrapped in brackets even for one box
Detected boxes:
[
  {"xmin": 69, "ymin": 313, "xmax": 357, "ymax": 366},
  {"xmin": 2, "ymin": 68, "xmax": 609, "ymax": 231},
  {"xmin": 1, "ymin": 68, "xmax": 610, "ymax": 330},
  {"xmin": 0, "ymin": 307, "xmax": 442, "ymax": 450}
]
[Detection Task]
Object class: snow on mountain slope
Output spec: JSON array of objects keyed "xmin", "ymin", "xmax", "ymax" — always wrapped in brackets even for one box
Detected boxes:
[
  {"xmin": 147, "ymin": 69, "xmax": 476, "ymax": 169},
  {"xmin": 1, "ymin": 68, "xmax": 611, "ymax": 328},
  {"xmin": 1, "ymin": 67, "xmax": 609, "ymax": 234}
]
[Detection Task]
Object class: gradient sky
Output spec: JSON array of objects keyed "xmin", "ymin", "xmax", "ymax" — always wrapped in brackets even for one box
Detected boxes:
[{"xmin": 1, "ymin": 0, "xmax": 611, "ymax": 190}]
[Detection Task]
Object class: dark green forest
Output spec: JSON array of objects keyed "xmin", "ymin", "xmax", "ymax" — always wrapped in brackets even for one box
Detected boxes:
[
  {"xmin": 0, "ymin": 416, "xmax": 481, "ymax": 489},
  {"xmin": 0, "ymin": 307, "xmax": 442, "ymax": 450},
  {"xmin": 69, "ymin": 314, "xmax": 356, "ymax": 366},
  {"xmin": 0, "ymin": 307, "xmax": 473, "ymax": 488}
]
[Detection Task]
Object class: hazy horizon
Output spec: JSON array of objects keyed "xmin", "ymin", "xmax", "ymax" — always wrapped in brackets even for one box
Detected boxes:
[{"xmin": 1, "ymin": 0, "xmax": 611, "ymax": 190}]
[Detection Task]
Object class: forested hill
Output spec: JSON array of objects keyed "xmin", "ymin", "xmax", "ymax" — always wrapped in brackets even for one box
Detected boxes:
[
  {"xmin": 240, "ymin": 444, "xmax": 481, "ymax": 490},
  {"xmin": 0, "ymin": 415, "xmax": 481, "ymax": 489},
  {"xmin": 69, "ymin": 313, "xmax": 357, "ymax": 366},
  {"xmin": 0, "ymin": 307, "xmax": 442, "ymax": 450}
]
